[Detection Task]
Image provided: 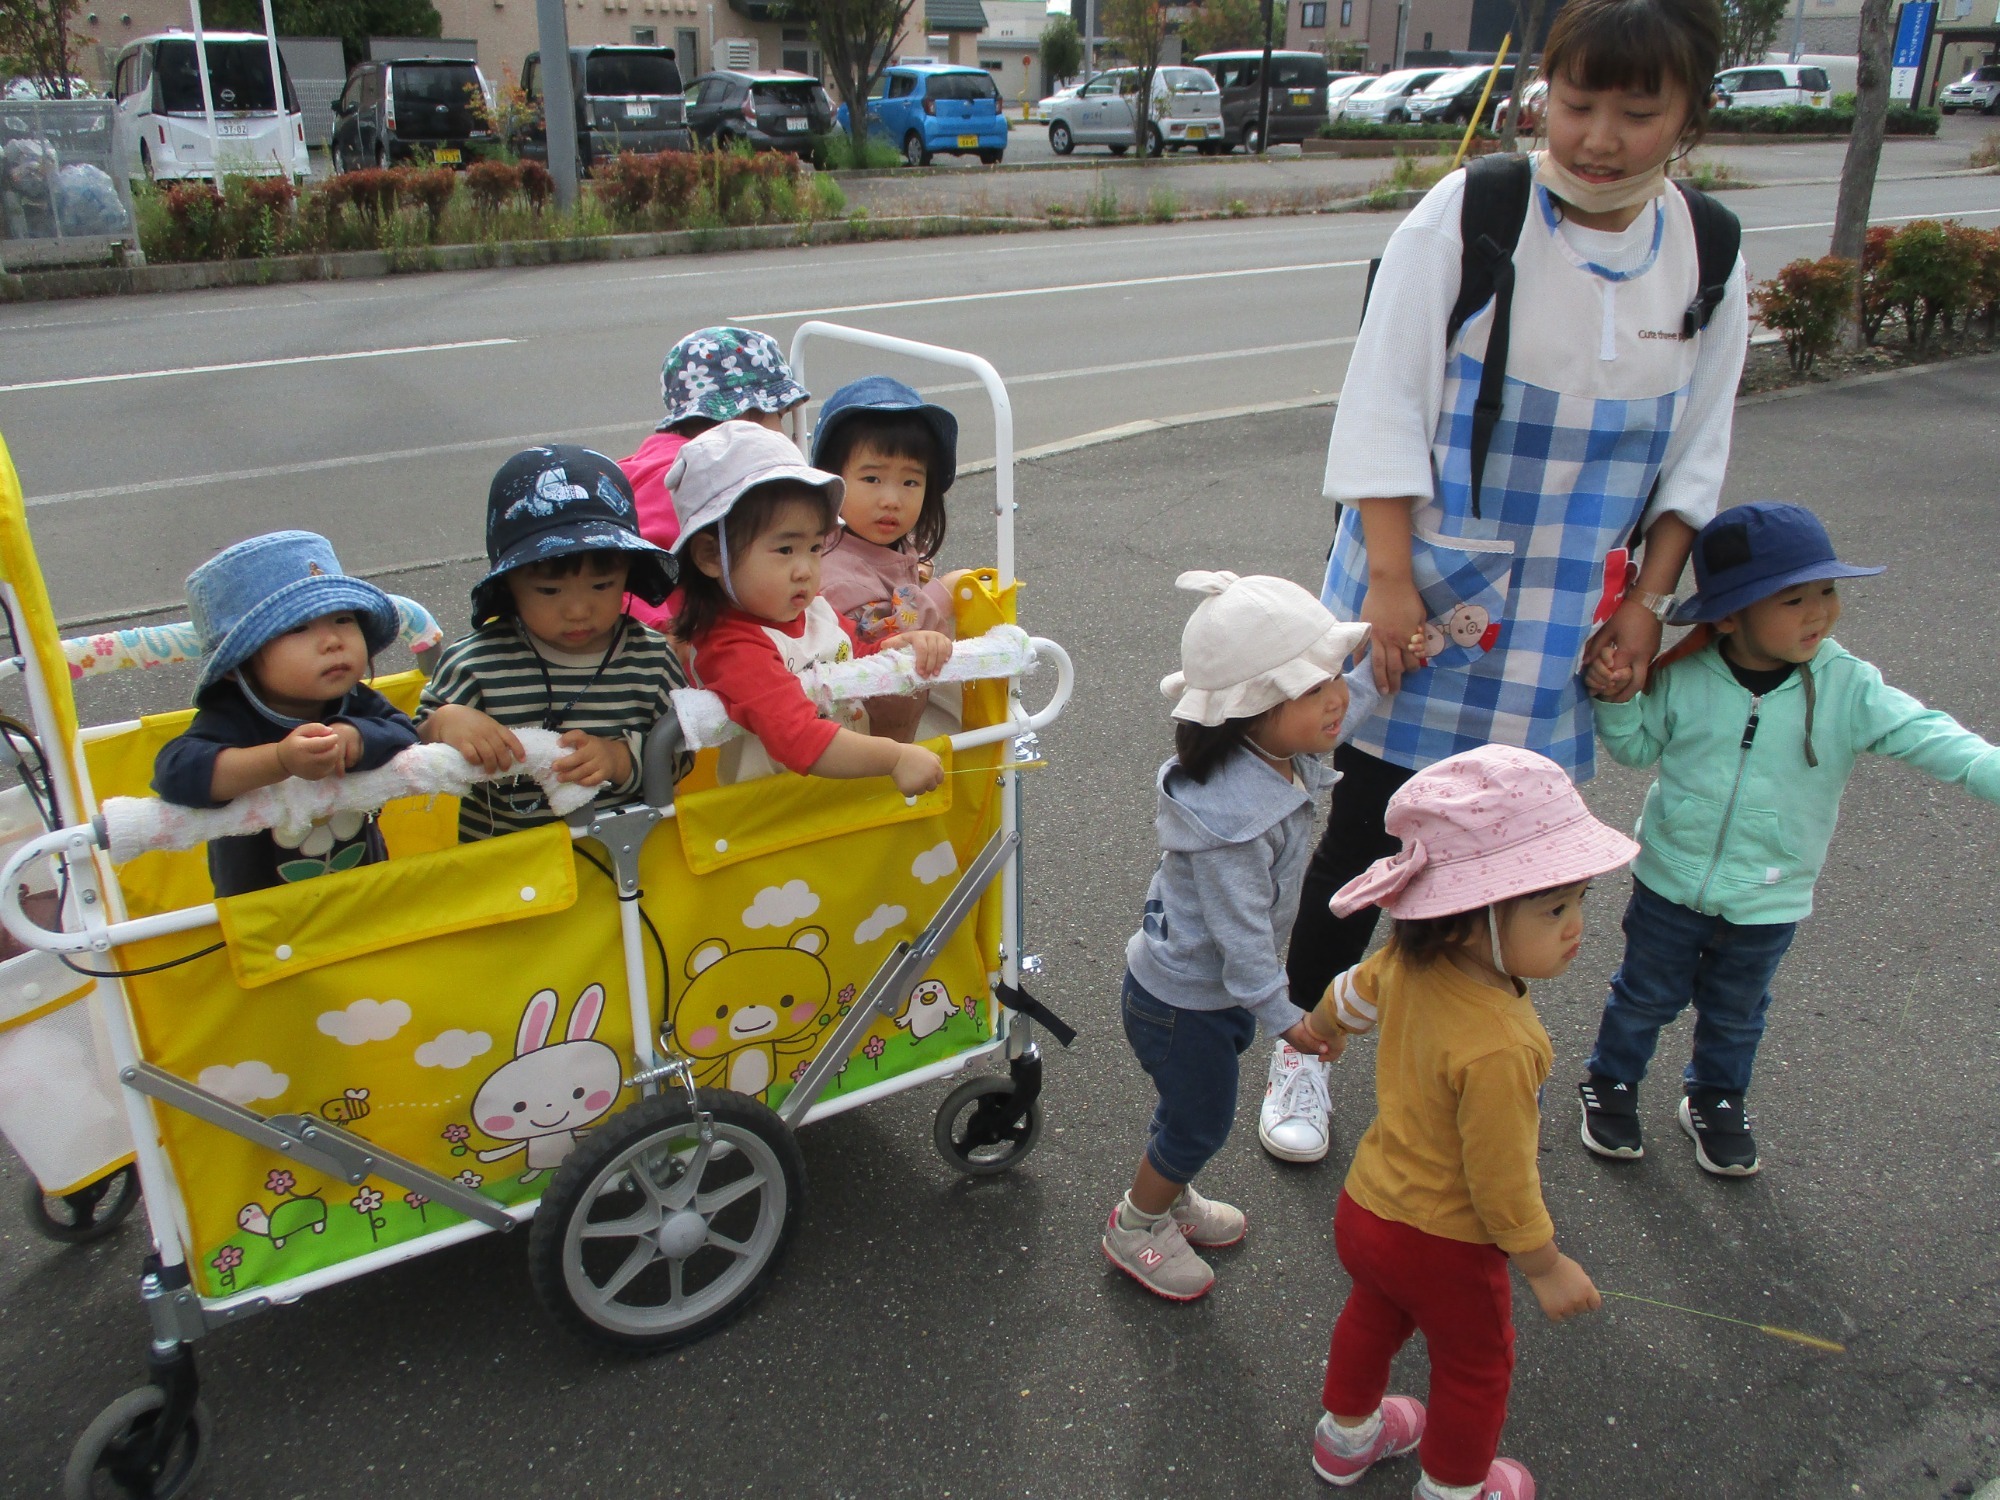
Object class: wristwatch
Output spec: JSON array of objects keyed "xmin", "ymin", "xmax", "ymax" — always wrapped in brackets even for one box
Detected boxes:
[{"xmin": 1626, "ymin": 588, "xmax": 1677, "ymax": 622}]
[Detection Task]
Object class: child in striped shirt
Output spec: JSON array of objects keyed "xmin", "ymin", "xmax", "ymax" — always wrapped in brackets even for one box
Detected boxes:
[{"xmin": 419, "ymin": 445, "xmax": 687, "ymax": 841}]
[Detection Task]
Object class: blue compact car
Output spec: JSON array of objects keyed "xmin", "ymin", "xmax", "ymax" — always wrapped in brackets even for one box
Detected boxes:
[{"xmin": 866, "ymin": 64, "xmax": 1008, "ymax": 165}]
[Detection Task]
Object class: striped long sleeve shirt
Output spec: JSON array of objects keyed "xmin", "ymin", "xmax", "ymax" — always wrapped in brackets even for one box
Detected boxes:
[{"xmin": 418, "ymin": 617, "xmax": 687, "ymax": 841}]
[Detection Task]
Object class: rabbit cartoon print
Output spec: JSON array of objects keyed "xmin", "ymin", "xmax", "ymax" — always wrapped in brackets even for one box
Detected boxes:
[{"xmin": 471, "ymin": 985, "xmax": 624, "ymax": 1183}]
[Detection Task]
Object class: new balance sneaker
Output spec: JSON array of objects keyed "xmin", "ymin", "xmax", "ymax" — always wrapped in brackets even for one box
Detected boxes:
[
  {"xmin": 1310, "ymin": 1397, "xmax": 1425, "ymax": 1486},
  {"xmin": 1101, "ymin": 1202, "xmax": 1216, "ymax": 1301},
  {"xmin": 1259, "ymin": 1039, "xmax": 1333, "ymax": 1163},
  {"xmin": 1679, "ymin": 1088, "xmax": 1760, "ymax": 1177},
  {"xmin": 1170, "ymin": 1183, "xmax": 1246, "ymax": 1248},
  {"xmin": 1577, "ymin": 1073, "xmax": 1644, "ymax": 1160},
  {"xmin": 1414, "ymin": 1458, "xmax": 1536, "ymax": 1500}
]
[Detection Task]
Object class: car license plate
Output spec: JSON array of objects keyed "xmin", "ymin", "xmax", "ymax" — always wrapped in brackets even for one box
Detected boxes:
[
  {"xmin": 626, "ymin": 102, "xmax": 654, "ymax": 118},
  {"xmin": 1186, "ymin": 125, "xmax": 1205, "ymax": 139},
  {"xmin": 1291, "ymin": 91, "xmax": 1311, "ymax": 106},
  {"xmin": 957, "ymin": 133, "xmax": 979, "ymax": 148},
  {"xmin": 215, "ymin": 120, "xmax": 248, "ymax": 137},
  {"xmin": 434, "ymin": 147, "xmax": 461, "ymax": 164},
  {"xmin": 787, "ymin": 116, "xmax": 808, "ymax": 131}
]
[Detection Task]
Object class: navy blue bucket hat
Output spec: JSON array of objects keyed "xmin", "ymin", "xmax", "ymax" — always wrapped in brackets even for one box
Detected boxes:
[
  {"xmin": 472, "ymin": 446, "xmax": 676, "ymax": 624},
  {"xmin": 1671, "ymin": 502, "xmax": 1884, "ymax": 625},
  {"xmin": 187, "ymin": 531, "xmax": 399, "ymax": 701},
  {"xmin": 809, "ymin": 376, "xmax": 959, "ymax": 492}
]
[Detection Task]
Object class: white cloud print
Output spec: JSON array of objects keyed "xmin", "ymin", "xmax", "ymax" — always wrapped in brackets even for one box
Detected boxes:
[
  {"xmin": 316, "ymin": 998, "xmax": 412, "ymax": 1046},
  {"xmin": 742, "ymin": 879, "xmax": 820, "ymax": 930},
  {"xmin": 853, "ymin": 904, "xmax": 907, "ymax": 946},
  {"xmin": 911, "ymin": 841, "xmax": 958, "ymax": 885},
  {"xmin": 197, "ymin": 1060, "xmax": 289, "ymax": 1105},
  {"xmin": 414, "ymin": 1029, "xmax": 493, "ymax": 1070}
]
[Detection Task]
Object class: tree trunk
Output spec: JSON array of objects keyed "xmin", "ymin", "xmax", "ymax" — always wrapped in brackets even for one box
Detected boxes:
[{"xmin": 1832, "ymin": 0, "xmax": 1895, "ymax": 346}]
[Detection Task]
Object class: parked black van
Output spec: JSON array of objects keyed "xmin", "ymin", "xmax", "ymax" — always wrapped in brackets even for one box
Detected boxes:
[
  {"xmin": 330, "ymin": 57, "xmax": 493, "ymax": 170},
  {"xmin": 519, "ymin": 46, "xmax": 693, "ymax": 174},
  {"xmin": 1193, "ymin": 50, "xmax": 1330, "ymax": 152}
]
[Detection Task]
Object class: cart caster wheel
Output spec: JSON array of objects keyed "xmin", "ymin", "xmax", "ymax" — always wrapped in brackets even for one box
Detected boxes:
[
  {"xmin": 529, "ymin": 1088, "xmax": 804, "ymax": 1352},
  {"xmin": 63, "ymin": 1387, "xmax": 211, "ymax": 1500},
  {"xmin": 934, "ymin": 1074, "xmax": 1043, "ymax": 1175},
  {"xmin": 28, "ymin": 1165, "xmax": 140, "ymax": 1245}
]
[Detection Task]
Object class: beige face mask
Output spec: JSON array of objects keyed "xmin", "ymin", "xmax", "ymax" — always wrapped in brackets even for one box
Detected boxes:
[{"xmin": 1532, "ymin": 148, "xmax": 1668, "ymax": 216}]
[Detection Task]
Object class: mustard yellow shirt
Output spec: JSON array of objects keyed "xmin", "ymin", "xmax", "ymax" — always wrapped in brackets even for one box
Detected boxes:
[{"xmin": 1315, "ymin": 946, "xmax": 1555, "ymax": 1254}]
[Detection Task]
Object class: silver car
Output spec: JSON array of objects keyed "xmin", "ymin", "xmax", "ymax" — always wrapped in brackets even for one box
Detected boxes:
[
  {"xmin": 1334, "ymin": 68, "xmax": 1447, "ymax": 125},
  {"xmin": 1046, "ymin": 66, "xmax": 1224, "ymax": 156},
  {"xmin": 1941, "ymin": 64, "xmax": 2000, "ymax": 115}
]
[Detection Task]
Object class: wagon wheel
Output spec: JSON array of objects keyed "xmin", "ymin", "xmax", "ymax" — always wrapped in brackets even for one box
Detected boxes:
[
  {"xmin": 934, "ymin": 1074, "xmax": 1043, "ymax": 1176},
  {"xmin": 26, "ymin": 1164, "xmax": 140, "ymax": 1245},
  {"xmin": 529, "ymin": 1089, "xmax": 804, "ymax": 1352},
  {"xmin": 63, "ymin": 1387, "xmax": 211, "ymax": 1500}
]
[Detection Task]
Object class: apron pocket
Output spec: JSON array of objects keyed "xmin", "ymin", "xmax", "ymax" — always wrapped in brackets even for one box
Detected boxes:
[{"xmin": 1410, "ymin": 524, "xmax": 1516, "ymax": 672}]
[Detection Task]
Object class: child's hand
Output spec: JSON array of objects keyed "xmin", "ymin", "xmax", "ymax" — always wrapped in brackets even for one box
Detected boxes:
[
  {"xmin": 1524, "ymin": 1253, "xmax": 1601, "ymax": 1323},
  {"xmin": 276, "ymin": 723, "xmax": 347, "ymax": 782},
  {"xmin": 332, "ymin": 721, "xmax": 364, "ymax": 768},
  {"xmin": 882, "ymin": 630, "xmax": 954, "ymax": 679},
  {"xmin": 1282, "ymin": 1018, "xmax": 1344, "ymax": 1063},
  {"xmin": 1583, "ymin": 642, "xmax": 1635, "ymax": 700},
  {"xmin": 553, "ymin": 730, "xmax": 632, "ymax": 787},
  {"xmin": 890, "ymin": 742, "xmax": 944, "ymax": 797},
  {"xmin": 425, "ymin": 705, "xmax": 525, "ymax": 775}
]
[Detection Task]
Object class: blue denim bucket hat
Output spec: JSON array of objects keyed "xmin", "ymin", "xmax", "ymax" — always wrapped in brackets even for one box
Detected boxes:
[
  {"xmin": 472, "ymin": 446, "xmax": 677, "ymax": 624},
  {"xmin": 658, "ymin": 327, "xmax": 809, "ymax": 433},
  {"xmin": 187, "ymin": 531, "xmax": 399, "ymax": 702},
  {"xmin": 1671, "ymin": 502, "xmax": 1883, "ymax": 625},
  {"xmin": 809, "ymin": 376, "xmax": 959, "ymax": 491}
]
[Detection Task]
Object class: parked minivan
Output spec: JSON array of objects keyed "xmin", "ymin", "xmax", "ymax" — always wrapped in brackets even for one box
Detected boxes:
[
  {"xmin": 1334, "ymin": 68, "xmax": 1448, "ymax": 124},
  {"xmin": 1193, "ymin": 50, "xmax": 1329, "ymax": 151},
  {"xmin": 109, "ymin": 32, "xmax": 308, "ymax": 181},
  {"xmin": 330, "ymin": 57, "xmax": 493, "ymax": 171},
  {"xmin": 1406, "ymin": 64, "xmax": 1516, "ymax": 125},
  {"xmin": 519, "ymin": 46, "xmax": 693, "ymax": 174},
  {"xmin": 1712, "ymin": 63, "xmax": 1832, "ymax": 110}
]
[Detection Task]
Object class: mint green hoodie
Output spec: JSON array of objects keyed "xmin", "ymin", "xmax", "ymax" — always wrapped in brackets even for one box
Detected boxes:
[{"xmin": 1593, "ymin": 639, "xmax": 2000, "ymax": 924}]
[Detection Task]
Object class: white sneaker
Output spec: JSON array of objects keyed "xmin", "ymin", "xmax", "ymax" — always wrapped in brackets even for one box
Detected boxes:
[{"xmin": 1258, "ymin": 1039, "xmax": 1332, "ymax": 1163}]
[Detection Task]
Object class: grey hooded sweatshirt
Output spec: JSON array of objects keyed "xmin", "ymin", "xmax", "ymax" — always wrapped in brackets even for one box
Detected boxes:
[{"xmin": 1124, "ymin": 746, "xmax": 1342, "ymax": 1037}]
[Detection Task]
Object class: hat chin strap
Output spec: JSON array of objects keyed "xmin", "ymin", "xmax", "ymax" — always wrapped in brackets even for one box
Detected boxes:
[
  {"xmin": 1487, "ymin": 905, "xmax": 1512, "ymax": 982},
  {"xmin": 716, "ymin": 524, "xmax": 742, "ymax": 609}
]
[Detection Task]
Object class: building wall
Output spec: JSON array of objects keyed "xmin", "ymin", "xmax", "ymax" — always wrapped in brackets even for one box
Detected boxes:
[{"xmin": 1314, "ymin": 0, "xmax": 1477, "ymax": 67}]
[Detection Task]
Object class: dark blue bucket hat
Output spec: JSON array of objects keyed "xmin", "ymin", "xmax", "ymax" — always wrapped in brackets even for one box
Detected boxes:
[
  {"xmin": 1671, "ymin": 502, "xmax": 1884, "ymax": 625},
  {"xmin": 187, "ymin": 531, "xmax": 399, "ymax": 702},
  {"xmin": 472, "ymin": 446, "xmax": 677, "ymax": 624},
  {"xmin": 809, "ymin": 376, "xmax": 959, "ymax": 492}
]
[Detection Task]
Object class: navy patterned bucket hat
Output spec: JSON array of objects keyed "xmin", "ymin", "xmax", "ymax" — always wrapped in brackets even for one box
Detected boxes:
[
  {"xmin": 187, "ymin": 530, "xmax": 398, "ymax": 702},
  {"xmin": 472, "ymin": 446, "xmax": 676, "ymax": 624},
  {"xmin": 658, "ymin": 327, "xmax": 810, "ymax": 432}
]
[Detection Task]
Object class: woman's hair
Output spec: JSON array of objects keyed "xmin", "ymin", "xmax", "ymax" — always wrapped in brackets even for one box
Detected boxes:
[
  {"xmin": 1540, "ymin": 0, "xmax": 1723, "ymax": 144},
  {"xmin": 1385, "ymin": 880, "xmax": 1583, "ymax": 967},
  {"xmin": 816, "ymin": 411, "xmax": 949, "ymax": 561},
  {"xmin": 671, "ymin": 479, "xmax": 840, "ymax": 643},
  {"xmin": 1173, "ymin": 708, "xmax": 1273, "ymax": 784}
]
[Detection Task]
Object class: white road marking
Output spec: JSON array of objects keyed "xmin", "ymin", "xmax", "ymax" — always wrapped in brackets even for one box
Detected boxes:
[
  {"xmin": 0, "ymin": 338, "xmax": 518, "ymax": 394},
  {"xmin": 731, "ymin": 259, "xmax": 1372, "ymax": 321},
  {"xmin": 1744, "ymin": 206, "xmax": 2000, "ymax": 234}
]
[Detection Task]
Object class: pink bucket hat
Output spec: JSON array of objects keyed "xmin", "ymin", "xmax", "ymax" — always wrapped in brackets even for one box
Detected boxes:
[{"xmin": 1331, "ymin": 745, "xmax": 1639, "ymax": 920}]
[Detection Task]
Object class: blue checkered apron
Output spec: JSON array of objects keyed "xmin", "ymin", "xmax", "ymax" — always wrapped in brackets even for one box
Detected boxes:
[{"xmin": 1324, "ymin": 188, "xmax": 1694, "ymax": 780}]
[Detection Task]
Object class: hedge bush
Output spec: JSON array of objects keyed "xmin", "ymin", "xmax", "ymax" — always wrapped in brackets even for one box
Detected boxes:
[
  {"xmin": 1753, "ymin": 255, "xmax": 1854, "ymax": 371},
  {"xmin": 1318, "ymin": 119, "xmax": 1495, "ymax": 140},
  {"xmin": 1757, "ymin": 219, "xmax": 2000, "ymax": 358},
  {"xmin": 1709, "ymin": 104, "xmax": 1940, "ymax": 136}
]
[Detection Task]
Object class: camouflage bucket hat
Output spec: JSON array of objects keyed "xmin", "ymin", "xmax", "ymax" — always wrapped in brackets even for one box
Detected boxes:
[{"xmin": 659, "ymin": 326, "xmax": 810, "ymax": 432}]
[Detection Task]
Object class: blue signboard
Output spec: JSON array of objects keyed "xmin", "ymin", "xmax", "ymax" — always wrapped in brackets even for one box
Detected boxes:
[{"xmin": 1891, "ymin": 1, "xmax": 1936, "ymax": 101}]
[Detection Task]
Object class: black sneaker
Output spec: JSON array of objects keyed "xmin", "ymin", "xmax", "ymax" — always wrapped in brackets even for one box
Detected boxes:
[
  {"xmin": 1578, "ymin": 1074, "xmax": 1644, "ymax": 1159},
  {"xmin": 1679, "ymin": 1088, "xmax": 1760, "ymax": 1177}
]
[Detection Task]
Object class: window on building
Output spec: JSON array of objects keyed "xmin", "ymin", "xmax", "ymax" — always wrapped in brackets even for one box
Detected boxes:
[
  {"xmin": 631, "ymin": 25, "xmax": 655, "ymax": 42},
  {"xmin": 1340, "ymin": 0, "xmax": 1352, "ymax": 24},
  {"xmin": 1301, "ymin": 1, "xmax": 1327, "ymax": 25},
  {"xmin": 1422, "ymin": 30, "xmax": 1433, "ymax": 48}
]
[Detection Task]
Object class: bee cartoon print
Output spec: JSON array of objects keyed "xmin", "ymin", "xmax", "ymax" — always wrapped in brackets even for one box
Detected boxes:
[
  {"xmin": 671, "ymin": 926, "xmax": 832, "ymax": 1097},
  {"xmin": 471, "ymin": 984, "xmax": 622, "ymax": 1184}
]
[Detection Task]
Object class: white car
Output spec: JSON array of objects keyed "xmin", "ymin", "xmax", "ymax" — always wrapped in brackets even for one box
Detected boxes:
[
  {"xmin": 1941, "ymin": 64, "xmax": 2000, "ymax": 115},
  {"xmin": 2, "ymin": 76, "xmax": 99, "ymax": 100},
  {"xmin": 1712, "ymin": 63, "xmax": 1832, "ymax": 110},
  {"xmin": 1029, "ymin": 73, "xmax": 1101, "ymax": 122},
  {"xmin": 1045, "ymin": 66, "xmax": 1224, "ymax": 155},
  {"xmin": 1334, "ymin": 68, "xmax": 1447, "ymax": 125},
  {"xmin": 109, "ymin": 32, "xmax": 309, "ymax": 181},
  {"xmin": 1326, "ymin": 75, "xmax": 1371, "ymax": 117}
]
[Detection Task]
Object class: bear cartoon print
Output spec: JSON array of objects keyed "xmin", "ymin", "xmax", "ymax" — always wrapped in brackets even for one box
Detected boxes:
[
  {"xmin": 672, "ymin": 926, "xmax": 832, "ymax": 1096},
  {"xmin": 471, "ymin": 985, "xmax": 622, "ymax": 1183}
]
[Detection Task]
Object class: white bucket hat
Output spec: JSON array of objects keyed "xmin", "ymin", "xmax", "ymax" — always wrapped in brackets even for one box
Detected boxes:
[{"xmin": 1161, "ymin": 571, "xmax": 1371, "ymax": 725}]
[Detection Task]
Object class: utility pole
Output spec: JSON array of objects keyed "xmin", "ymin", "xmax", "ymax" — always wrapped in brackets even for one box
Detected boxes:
[
  {"xmin": 536, "ymin": 0, "xmax": 580, "ymax": 210},
  {"xmin": 1393, "ymin": 0, "xmax": 1411, "ymax": 69},
  {"xmin": 1084, "ymin": 0, "xmax": 1095, "ymax": 79},
  {"xmin": 1788, "ymin": 0, "xmax": 1807, "ymax": 61},
  {"xmin": 1256, "ymin": 0, "xmax": 1275, "ymax": 152}
]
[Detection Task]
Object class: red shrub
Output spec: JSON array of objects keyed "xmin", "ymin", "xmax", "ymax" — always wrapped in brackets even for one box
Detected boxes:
[
  {"xmin": 463, "ymin": 159, "xmax": 520, "ymax": 213},
  {"xmin": 519, "ymin": 160, "xmax": 553, "ymax": 208},
  {"xmin": 592, "ymin": 151, "xmax": 656, "ymax": 221},
  {"xmin": 400, "ymin": 166, "xmax": 458, "ymax": 231}
]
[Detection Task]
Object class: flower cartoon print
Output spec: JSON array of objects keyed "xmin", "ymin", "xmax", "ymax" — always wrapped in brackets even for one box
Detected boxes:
[{"xmin": 272, "ymin": 809, "xmax": 372, "ymax": 885}]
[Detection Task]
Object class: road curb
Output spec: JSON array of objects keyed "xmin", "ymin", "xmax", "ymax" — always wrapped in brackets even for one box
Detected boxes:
[{"xmin": 1735, "ymin": 349, "xmax": 2000, "ymax": 406}]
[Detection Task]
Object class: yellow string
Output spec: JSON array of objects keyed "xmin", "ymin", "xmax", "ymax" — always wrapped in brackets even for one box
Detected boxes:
[{"xmin": 1601, "ymin": 1290, "xmax": 1845, "ymax": 1353}]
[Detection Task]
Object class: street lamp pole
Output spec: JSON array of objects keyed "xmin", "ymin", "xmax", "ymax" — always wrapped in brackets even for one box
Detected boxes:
[{"xmin": 1256, "ymin": 0, "xmax": 1275, "ymax": 152}]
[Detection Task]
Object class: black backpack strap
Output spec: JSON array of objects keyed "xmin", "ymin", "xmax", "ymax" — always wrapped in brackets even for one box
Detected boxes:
[
  {"xmin": 1672, "ymin": 180, "xmax": 1743, "ymax": 338},
  {"xmin": 1453, "ymin": 153, "xmax": 1534, "ymax": 519}
]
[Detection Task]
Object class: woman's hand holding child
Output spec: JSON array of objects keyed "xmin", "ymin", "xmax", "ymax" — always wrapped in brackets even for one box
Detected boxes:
[
  {"xmin": 1510, "ymin": 1240, "xmax": 1602, "ymax": 1323},
  {"xmin": 1283, "ymin": 1016, "xmax": 1343, "ymax": 1063},
  {"xmin": 422, "ymin": 703, "xmax": 526, "ymax": 776}
]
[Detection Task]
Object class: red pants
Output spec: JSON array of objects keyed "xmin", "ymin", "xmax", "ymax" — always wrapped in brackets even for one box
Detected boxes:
[{"xmin": 1322, "ymin": 1191, "xmax": 1516, "ymax": 1487}]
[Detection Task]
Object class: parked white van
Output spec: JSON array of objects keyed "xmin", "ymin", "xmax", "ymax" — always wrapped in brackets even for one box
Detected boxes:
[
  {"xmin": 1713, "ymin": 63, "xmax": 1834, "ymax": 110},
  {"xmin": 110, "ymin": 32, "xmax": 308, "ymax": 181}
]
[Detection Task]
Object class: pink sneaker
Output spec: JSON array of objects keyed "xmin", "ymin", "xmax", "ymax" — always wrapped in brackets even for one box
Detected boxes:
[
  {"xmin": 1310, "ymin": 1396, "xmax": 1426, "ymax": 1486},
  {"xmin": 1414, "ymin": 1458, "xmax": 1536, "ymax": 1500}
]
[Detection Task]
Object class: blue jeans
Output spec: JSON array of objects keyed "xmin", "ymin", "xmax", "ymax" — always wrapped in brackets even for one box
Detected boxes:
[
  {"xmin": 1120, "ymin": 970, "xmax": 1258, "ymax": 1184},
  {"xmin": 1586, "ymin": 880, "xmax": 1798, "ymax": 1095}
]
